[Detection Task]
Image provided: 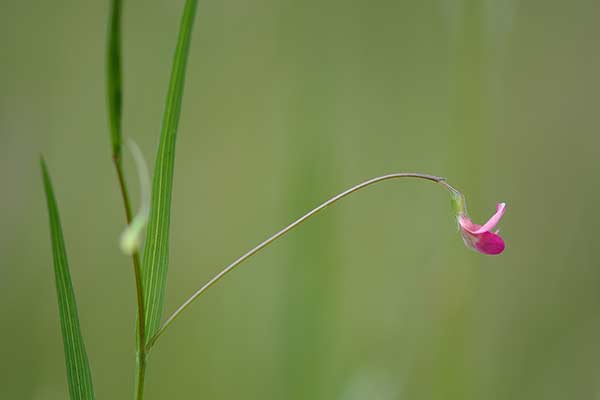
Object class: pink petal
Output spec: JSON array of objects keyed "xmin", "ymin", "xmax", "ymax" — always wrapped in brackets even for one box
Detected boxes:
[
  {"xmin": 474, "ymin": 231, "xmax": 505, "ymax": 255},
  {"xmin": 458, "ymin": 215, "xmax": 481, "ymax": 233},
  {"xmin": 472, "ymin": 202, "xmax": 506, "ymax": 234}
]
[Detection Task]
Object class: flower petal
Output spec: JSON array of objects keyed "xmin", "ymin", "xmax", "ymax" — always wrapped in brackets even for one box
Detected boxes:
[
  {"xmin": 474, "ymin": 231, "xmax": 505, "ymax": 255},
  {"xmin": 458, "ymin": 215, "xmax": 481, "ymax": 233},
  {"xmin": 472, "ymin": 202, "xmax": 506, "ymax": 234}
]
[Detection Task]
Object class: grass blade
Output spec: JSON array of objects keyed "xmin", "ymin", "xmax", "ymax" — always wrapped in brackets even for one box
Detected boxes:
[
  {"xmin": 41, "ymin": 158, "xmax": 96, "ymax": 400},
  {"xmin": 107, "ymin": 0, "xmax": 123, "ymax": 159},
  {"xmin": 142, "ymin": 0, "xmax": 199, "ymax": 341}
]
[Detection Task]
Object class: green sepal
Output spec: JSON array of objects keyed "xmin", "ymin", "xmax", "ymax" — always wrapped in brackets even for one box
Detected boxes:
[{"xmin": 450, "ymin": 190, "xmax": 467, "ymax": 216}]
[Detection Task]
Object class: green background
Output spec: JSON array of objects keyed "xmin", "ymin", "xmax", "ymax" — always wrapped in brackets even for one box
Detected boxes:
[{"xmin": 2, "ymin": 0, "xmax": 599, "ymax": 398}]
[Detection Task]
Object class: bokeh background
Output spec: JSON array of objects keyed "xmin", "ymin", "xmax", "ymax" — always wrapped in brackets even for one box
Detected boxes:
[{"xmin": 2, "ymin": 0, "xmax": 600, "ymax": 399}]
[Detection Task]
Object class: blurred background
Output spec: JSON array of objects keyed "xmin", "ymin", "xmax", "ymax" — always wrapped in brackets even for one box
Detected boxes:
[{"xmin": 2, "ymin": 0, "xmax": 600, "ymax": 399}]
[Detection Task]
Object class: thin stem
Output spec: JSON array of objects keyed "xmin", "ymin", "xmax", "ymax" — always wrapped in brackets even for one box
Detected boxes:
[
  {"xmin": 134, "ymin": 349, "xmax": 146, "ymax": 400},
  {"xmin": 107, "ymin": 0, "xmax": 148, "ymax": 397},
  {"xmin": 113, "ymin": 156, "xmax": 147, "ymax": 399},
  {"xmin": 147, "ymin": 172, "xmax": 452, "ymax": 349},
  {"xmin": 114, "ymin": 157, "xmax": 134, "ymax": 227}
]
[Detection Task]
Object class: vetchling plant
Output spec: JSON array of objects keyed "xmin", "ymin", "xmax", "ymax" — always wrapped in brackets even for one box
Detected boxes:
[{"xmin": 40, "ymin": 1, "xmax": 508, "ymax": 399}]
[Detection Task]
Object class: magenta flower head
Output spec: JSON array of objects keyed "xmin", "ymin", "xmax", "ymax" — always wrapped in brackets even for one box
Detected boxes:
[{"xmin": 450, "ymin": 190, "xmax": 507, "ymax": 255}]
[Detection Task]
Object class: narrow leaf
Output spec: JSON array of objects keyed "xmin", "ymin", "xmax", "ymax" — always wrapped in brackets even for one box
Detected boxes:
[
  {"xmin": 41, "ymin": 158, "xmax": 96, "ymax": 400},
  {"xmin": 142, "ymin": 0, "xmax": 199, "ymax": 341},
  {"xmin": 107, "ymin": 0, "xmax": 123, "ymax": 159}
]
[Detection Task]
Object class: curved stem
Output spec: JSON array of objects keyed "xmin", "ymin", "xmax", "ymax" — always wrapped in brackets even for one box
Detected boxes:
[{"xmin": 147, "ymin": 172, "xmax": 456, "ymax": 350}]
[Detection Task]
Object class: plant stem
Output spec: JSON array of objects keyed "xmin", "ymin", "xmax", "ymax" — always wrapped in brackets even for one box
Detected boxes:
[
  {"xmin": 135, "ymin": 348, "xmax": 146, "ymax": 400},
  {"xmin": 113, "ymin": 155, "xmax": 147, "ymax": 399},
  {"xmin": 147, "ymin": 172, "xmax": 456, "ymax": 349},
  {"xmin": 107, "ymin": 0, "xmax": 148, "ymax": 397}
]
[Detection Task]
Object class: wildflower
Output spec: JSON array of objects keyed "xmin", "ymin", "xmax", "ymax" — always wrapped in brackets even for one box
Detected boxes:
[{"xmin": 457, "ymin": 202, "xmax": 506, "ymax": 255}]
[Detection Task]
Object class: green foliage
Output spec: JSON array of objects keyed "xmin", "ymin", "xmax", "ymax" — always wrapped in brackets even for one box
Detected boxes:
[
  {"xmin": 141, "ymin": 0, "xmax": 199, "ymax": 342},
  {"xmin": 107, "ymin": 0, "xmax": 123, "ymax": 159},
  {"xmin": 40, "ymin": 158, "xmax": 96, "ymax": 400}
]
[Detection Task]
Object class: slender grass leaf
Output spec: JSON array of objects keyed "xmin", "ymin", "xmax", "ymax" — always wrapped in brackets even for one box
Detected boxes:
[
  {"xmin": 142, "ymin": 0, "xmax": 198, "ymax": 341},
  {"xmin": 107, "ymin": 0, "xmax": 123, "ymax": 159},
  {"xmin": 40, "ymin": 158, "xmax": 96, "ymax": 400}
]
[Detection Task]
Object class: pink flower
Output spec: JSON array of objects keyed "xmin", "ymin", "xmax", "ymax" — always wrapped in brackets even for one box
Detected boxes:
[{"xmin": 458, "ymin": 202, "xmax": 506, "ymax": 255}]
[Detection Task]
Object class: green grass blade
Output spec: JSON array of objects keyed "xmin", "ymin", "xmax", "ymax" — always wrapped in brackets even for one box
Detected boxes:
[
  {"xmin": 141, "ymin": 0, "xmax": 198, "ymax": 341},
  {"xmin": 107, "ymin": 0, "xmax": 123, "ymax": 159},
  {"xmin": 40, "ymin": 158, "xmax": 96, "ymax": 400}
]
